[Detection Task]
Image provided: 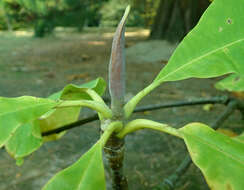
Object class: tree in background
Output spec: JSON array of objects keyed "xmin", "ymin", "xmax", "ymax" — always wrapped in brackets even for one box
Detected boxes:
[
  {"xmin": 150, "ymin": 0, "xmax": 210, "ymax": 42},
  {"xmin": 100, "ymin": 0, "xmax": 158, "ymax": 27},
  {"xmin": 18, "ymin": 0, "xmax": 88, "ymax": 37},
  {"xmin": 0, "ymin": 0, "xmax": 32, "ymax": 31},
  {"xmin": 0, "ymin": 0, "xmax": 210, "ymax": 41},
  {"xmin": 0, "ymin": 0, "xmax": 108, "ymax": 37}
]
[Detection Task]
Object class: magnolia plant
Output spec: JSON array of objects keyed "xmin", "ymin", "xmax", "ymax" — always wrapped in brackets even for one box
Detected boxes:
[{"xmin": 0, "ymin": 0, "xmax": 244, "ymax": 189}]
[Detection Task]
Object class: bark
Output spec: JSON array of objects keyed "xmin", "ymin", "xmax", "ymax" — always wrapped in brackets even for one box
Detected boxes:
[
  {"xmin": 149, "ymin": 0, "xmax": 210, "ymax": 42},
  {"xmin": 104, "ymin": 134, "xmax": 128, "ymax": 190}
]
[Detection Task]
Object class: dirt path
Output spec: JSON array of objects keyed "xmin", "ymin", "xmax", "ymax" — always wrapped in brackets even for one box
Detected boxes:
[{"xmin": 0, "ymin": 28, "xmax": 242, "ymax": 190}]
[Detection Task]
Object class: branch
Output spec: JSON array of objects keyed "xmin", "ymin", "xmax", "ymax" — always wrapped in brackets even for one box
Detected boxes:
[
  {"xmin": 42, "ymin": 114, "xmax": 99, "ymax": 136},
  {"xmin": 154, "ymin": 99, "xmax": 238, "ymax": 190},
  {"xmin": 134, "ymin": 96, "xmax": 229, "ymax": 113},
  {"xmin": 42, "ymin": 96, "xmax": 229, "ymax": 136}
]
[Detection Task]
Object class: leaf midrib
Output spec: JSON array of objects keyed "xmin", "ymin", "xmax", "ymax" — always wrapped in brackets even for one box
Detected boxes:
[
  {"xmin": 158, "ymin": 38, "xmax": 244, "ymax": 82},
  {"xmin": 77, "ymin": 143, "xmax": 103, "ymax": 189},
  {"xmin": 184, "ymin": 131, "xmax": 244, "ymax": 166}
]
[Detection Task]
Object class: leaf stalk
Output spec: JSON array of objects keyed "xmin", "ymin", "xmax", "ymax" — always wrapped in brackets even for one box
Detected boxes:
[
  {"xmin": 56, "ymin": 100, "xmax": 112, "ymax": 119},
  {"xmin": 117, "ymin": 119, "xmax": 182, "ymax": 139}
]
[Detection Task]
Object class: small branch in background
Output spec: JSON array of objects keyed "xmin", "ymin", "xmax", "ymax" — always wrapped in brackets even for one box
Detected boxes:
[
  {"xmin": 42, "ymin": 114, "xmax": 99, "ymax": 136},
  {"xmin": 211, "ymin": 100, "xmax": 238, "ymax": 130},
  {"xmin": 154, "ymin": 100, "xmax": 238, "ymax": 190},
  {"xmin": 134, "ymin": 96, "xmax": 229, "ymax": 113},
  {"xmin": 236, "ymin": 99, "xmax": 244, "ymax": 120},
  {"xmin": 42, "ymin": 96, "xmax": 229, "ymax": 136}
]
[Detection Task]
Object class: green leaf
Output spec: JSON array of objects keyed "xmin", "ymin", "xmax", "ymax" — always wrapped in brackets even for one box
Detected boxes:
[
  {"xmin": 42, "ymin": 140, "xmax": 106, "ymax": 190},
  {"xmin": 40, "ymin": 78, "xmax": 106, "ymax": 141},
  {"xmin": 235, "ymin": 132, "xmax": 244, "ymax": 143},
  {"xmin": 49, "ymin": 77, "xmax": 106, "ymax": 101},
  {"xmin": 0, "ymin": 96, "xmax": 58, "ymax": 148},
  {"xmin": 5, "ymin": 120, "xmax": 42, "ymax": 161},
  {"xmin": 215, "ymin": 74, "xmax": 244, "ymax": 92},
  {"xmin": 40, "ymin": 107, "xmax": 80, "ymax": 141},
  {"xmin": 155, "ymin": 0, "xmax": 244, "ymax": 83},
  {"xmin": 42, "ymin": 121, "xmax": 121, "ymax": 190},
  {"xmin": 180, "ymin": 123, "xmax": 244, "ymax": 190}
]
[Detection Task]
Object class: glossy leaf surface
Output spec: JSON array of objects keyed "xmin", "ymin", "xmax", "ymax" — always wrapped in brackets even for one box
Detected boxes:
[
  {"xmin": 154, "ymin": 0, "xmax": 244, "ymax": 83},
  {"xmin": 42, "ymin": 140, "xmax": 105, "ymax": 190},
  {"xmin": 0, "ymin": 96, "xmax": 58, "ymax": 148},
  {"xmin": 40, "ymin": 78, "xmax": 106, "ymax": 141},
  {"xmin": 180, "ymin": 123, "xmax": 244, "ymax": 190}
]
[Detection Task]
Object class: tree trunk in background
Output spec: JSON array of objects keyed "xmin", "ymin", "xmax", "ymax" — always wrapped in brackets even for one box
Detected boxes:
[
  {"xmin": 149, "ymin": 0, "xmax": 210, "ymax": 42},
  {"xmin": 1, "ymin": 5, "xmax": 13, "ymax": 32}
]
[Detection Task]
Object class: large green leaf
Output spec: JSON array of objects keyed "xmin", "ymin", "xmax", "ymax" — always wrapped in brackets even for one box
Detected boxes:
[
  {"xmin": 0, "ymin": 96, "xmax": 58, "ymax": 148},
  {"xmin": 42, "ymin": 140, "xmax": 106, "ymax": 190},
  {"xmin": 180, "ymin": 123, "xmax": 244, "ymax": 190},
  {"xmin": 2, "ymin": 78, "xmax": 106, "ymax": 161},
  {"xmin": 215, "ymin": 74, "xmax": 244, "ymax": 92},
  {"xmin": 155, "ymin": 0, "xmax": 244, "ymax": 83},
  {"xmin": 40, "ymin": 78, "xmax": 106, "ymax": 141},
  {"xmin": 5, "ymin": 120, "xmax": 42, "ymax": 162}
]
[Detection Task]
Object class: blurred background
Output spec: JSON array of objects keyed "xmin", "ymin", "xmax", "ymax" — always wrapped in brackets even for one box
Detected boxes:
[
  {"xmin": 0, "ymin": 0, "xmax": 209, "ymax": 40},
  {"xmin": 1, "ymin": 1, "xmax": 242, "ymax": 190}
]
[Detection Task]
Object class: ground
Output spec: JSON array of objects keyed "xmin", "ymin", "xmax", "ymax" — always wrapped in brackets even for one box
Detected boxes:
[{"xmin": 0, "ymin": 28, "xmax": 242, "ymax": 190}]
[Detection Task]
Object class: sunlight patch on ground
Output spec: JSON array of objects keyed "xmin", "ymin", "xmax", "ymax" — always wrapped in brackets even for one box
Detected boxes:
[
  {"xmin": 14, "ymin": 30, "xmax": 33, "ymax": 37},
  {"xmin": 102, "ymin": 29, "xmax": 150, "ymax": 38},
  {"xmin": 0, "ymin": 30, "xmax": 33, "ymax": 37},
  {"xmin": 87, "ymin": 41, "xmax": 106, "ymax": 46}
]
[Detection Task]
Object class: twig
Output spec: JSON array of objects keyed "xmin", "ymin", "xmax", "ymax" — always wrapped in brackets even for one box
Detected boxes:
[
  {"xmin": 42, "ymin": 114, "xmax": 99, "ymax": 136},
  {"xmin": 42, "ymin": 96, "xmax": 229, "ymax": 136},
  {"xmin": 154, "ymin": 100, "xmax": 238, "ymax": 190},
  {"xmin": 134, "ymin": 96, "xmax": 229, "ymax": 113}
]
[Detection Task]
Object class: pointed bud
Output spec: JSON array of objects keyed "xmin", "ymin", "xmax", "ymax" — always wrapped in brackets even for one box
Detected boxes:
[{"xmin": 109, "ymin": 5, "xmax": 130, "ymax": 119}]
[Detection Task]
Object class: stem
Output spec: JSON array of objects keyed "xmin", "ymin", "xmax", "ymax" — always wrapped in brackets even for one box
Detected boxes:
[
  {"xmin": 104, "ymin": 134, "xmax": 128, "ymax": 190},
  {"xmin": 100, "ymin": 121, "xmax": 123, "ymax": 147},
  {"xmin": 117, "ymin": 119, "xmax": 182, "ymax": 139},
  {"xmin": 155, "ymin": 100, "xmax": 238, "ymax": 189},
  {"xmin": 56, "ymin": 100, "xmax": 112, "ymax": 119},
  {"xmin": 106, "ymin": 6, "xmax": 130, "ymax": 190},
  {"xmin": 103, "ymin": 120, "xmax": 128, "ymax": 190},
  {"xmin": 124, "ymin": 81, "xmax": 160, "ymax": 119}
]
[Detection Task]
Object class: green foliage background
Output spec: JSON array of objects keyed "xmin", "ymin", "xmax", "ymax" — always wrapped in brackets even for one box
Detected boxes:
[{"xmin": 0, "ymin": 0, "xmax": 159, "ymax": 36}]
